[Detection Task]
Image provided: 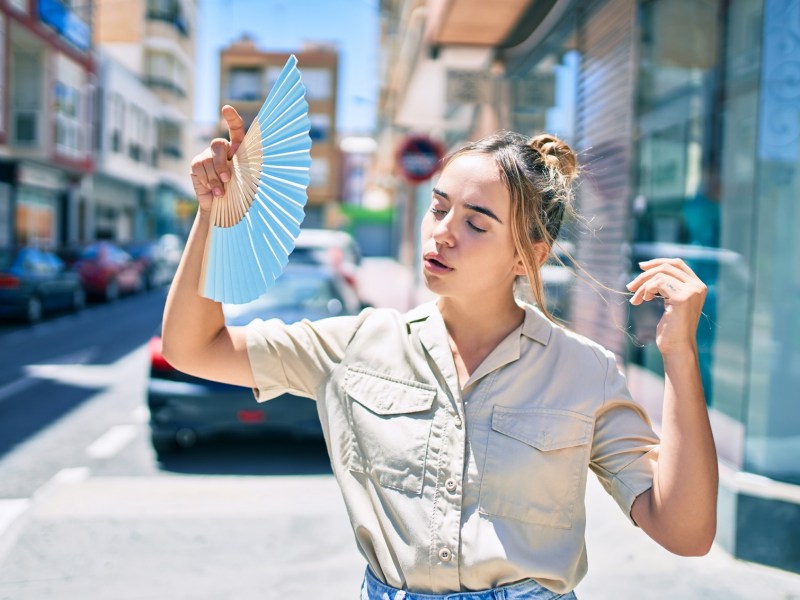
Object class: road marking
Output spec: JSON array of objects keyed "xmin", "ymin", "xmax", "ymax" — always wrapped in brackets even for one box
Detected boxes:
[
  {"xmin": 0, "ymin": 376, "xmax": 38, "ymax": 405},
  {"xmin": 132, "ymin": 404, "xmax": 150, "ymax": 423},
  {"xmin": 86, "ymin": 425, "xmax": 139, "ymax": 459},
  {"xmin": 0, "ymin": 499, "xmax": 31, "ymax": 539}
]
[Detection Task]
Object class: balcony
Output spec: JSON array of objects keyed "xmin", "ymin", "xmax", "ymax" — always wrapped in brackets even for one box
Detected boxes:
[{"xmin": 146, "ymin": 8, "xmax": 189, "ymax": 37}]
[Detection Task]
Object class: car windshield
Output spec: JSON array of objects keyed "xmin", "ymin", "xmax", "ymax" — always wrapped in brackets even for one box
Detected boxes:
[
  {"xmin": 222, "ymin": 269, "xmax": 338, "ymax": 326},
  {"xmin": 81, "ymin": 245, "xmax": 101, "ymax": 260}
]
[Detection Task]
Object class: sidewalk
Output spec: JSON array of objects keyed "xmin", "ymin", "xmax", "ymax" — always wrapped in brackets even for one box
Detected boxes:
[
  {"xmin": 358, "ymin": 257, "xmax": 800, "ymax": 598},
  {"xmin": 576, "ymin": 474, "xmax": 800, "ymax": 599}
]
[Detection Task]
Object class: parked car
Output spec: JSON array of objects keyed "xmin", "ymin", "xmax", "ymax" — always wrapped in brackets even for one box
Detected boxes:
[
  {"xmin": 290, "ymin": 228, "xmax": 363, "ymax": 294},
  {"xmin": 147, "ymin": 263, "xmax": 362, "ymax": 458},
  {"xmin": 0, "ymin": 247, "xmax": 85, "ymax": 323},
  {"xmin": 123, "ymin": 238, "xmax": 181, "ymax": 290},
  {"xmin": 74, "ymin": 242, "xmax": 144, "ymax": 301}
]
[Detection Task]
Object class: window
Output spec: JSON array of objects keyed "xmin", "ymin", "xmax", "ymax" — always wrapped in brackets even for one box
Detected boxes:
[
  {"xmin": 227, "ymin": 67, "xmax": 261, "ymax": 101},
  {"xmin": 308, "ymin": 113, "xmax": 330, "ymax": 142},
  {"xmin": 302, "ymin": 68, "xmax": 333, "ymax": 100},
  {"xmin": 309, "ymin": 157, "xmax": 329, "ymax": 188}
]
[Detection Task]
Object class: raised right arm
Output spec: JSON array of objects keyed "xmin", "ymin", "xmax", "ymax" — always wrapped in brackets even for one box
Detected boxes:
[{"xmin": 161, "ymin": 106, "xmax": 255, "ymax": 388}]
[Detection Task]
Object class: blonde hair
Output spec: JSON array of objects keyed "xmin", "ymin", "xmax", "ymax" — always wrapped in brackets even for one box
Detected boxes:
[{"xmin": 442, "ymin": 131, "xmax": 578, "ymax": 324}]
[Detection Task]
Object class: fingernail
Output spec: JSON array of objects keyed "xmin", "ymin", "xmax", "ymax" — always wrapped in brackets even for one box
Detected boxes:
[
  {"xmin": 625, "ymin": 281, "xmax": 634, "ymax": 290},
  {"xmin": 213, "ymin": 187, "xmax": 222, "ymax": 197},
  {"xmin": 220, "ymin": 172, "xmax": 230, "ymax": 182}
]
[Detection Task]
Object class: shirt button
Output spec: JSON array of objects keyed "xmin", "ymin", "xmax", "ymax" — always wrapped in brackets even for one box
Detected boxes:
[
  {"xmin": 445, "ymin": 478, "xmax": 457, "ymax": 493},
  {"xmin": 438, "ymin": 547, "xmax": 453, "ymax": 562},
  {"xmin": 453, "ymin": 415, "xmax": 463, "ymax": 428}
]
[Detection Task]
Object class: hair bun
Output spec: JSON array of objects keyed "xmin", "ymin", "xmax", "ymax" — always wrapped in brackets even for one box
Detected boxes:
[{"xmin": 529, "ymin": 134, "xmax": 578, "ymax": 183}]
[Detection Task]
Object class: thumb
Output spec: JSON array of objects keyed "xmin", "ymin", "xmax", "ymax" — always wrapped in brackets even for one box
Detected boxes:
[{"xmin": 221, "ymin": 105, "xmax": 245, "ymax": 158}]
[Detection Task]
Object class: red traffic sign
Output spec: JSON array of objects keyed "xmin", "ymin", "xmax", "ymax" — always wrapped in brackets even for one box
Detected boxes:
[{"xmin": 396, "ymin": 135, "xmax": 445, "ymax": 183}]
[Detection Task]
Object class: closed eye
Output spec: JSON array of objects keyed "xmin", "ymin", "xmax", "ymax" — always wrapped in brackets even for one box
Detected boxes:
[{"xmin": 468, "ymin": 221, "xmax": 486, "ymax": 233}]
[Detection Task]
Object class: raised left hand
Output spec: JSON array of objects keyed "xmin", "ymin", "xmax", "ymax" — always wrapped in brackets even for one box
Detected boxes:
[{"xmin": 626, "ymin": 258, "xmax": 707, "ymax": 356}]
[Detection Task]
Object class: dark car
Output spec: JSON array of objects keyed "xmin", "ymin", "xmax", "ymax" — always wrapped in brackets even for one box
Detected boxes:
[
  {"xmin": 147, "ymin": 263, "xmax": 362, "ymax": 458},
  {"xmin": 74, "ymin": 241, "xmax": 144, "ymax": 301},
  {"xmin": 0, "ymin": 247, "xmax": 86, "ymax": 323},
  {"xmin": 123, "ymin": 239, "xmax": 181, "ymax": 290}
]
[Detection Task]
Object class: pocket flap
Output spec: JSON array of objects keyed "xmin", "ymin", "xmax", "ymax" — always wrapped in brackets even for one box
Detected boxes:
[
  {"xmin": 492, "ymin": 407, "xmax": 592, "ymax": 451},
  {"xmin": 345, "ymin": 368, "xmax": 436, "ymax": 415}
]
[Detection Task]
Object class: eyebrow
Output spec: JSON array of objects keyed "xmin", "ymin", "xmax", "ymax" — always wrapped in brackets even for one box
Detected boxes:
[{"xmin": 432, "ymin": 187, "xmax": 503, "ymax": 224}]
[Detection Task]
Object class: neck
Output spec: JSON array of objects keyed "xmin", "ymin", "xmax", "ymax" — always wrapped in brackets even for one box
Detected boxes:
[{"xmin": 437, "ymin": 291, "xmax": 524, "ymax": 348}]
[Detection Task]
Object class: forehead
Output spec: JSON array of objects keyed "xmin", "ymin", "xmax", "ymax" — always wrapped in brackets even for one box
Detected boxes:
[{"xmin": 437, "ymin": 153, "xmax": 510, "ymax": 210}]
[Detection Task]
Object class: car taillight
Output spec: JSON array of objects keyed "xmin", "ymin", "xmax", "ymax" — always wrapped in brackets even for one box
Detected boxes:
[
  {"xmin": 149, "ymin": 337, "xmax": 175, "ymax": 373},
  {"xmin": 0, "ymin": 274, "xmax": 20, "ymax": 289}
]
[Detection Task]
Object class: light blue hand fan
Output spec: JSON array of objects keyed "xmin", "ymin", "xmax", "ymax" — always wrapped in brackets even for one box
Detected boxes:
[{"xmin": 199, "ymin": 55, "xmax": 311, "ymax": 304}]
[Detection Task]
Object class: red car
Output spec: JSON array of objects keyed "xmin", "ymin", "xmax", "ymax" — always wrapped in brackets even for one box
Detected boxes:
[{"xmin": 74, "ymin": 242, "xmax": 144, "ymax": 301}]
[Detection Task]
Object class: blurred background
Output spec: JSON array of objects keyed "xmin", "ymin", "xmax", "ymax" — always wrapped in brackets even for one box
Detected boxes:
[{"xmin": 0, "ymin": 0, "xmax": 799, "ymax": 598}]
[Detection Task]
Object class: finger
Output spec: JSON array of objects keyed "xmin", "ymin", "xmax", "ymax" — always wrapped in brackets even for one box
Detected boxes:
[
  {"xmin": 626, "ymin": 263, "xmax": 690, "ymax": 292},
  {"xmin": 190, "ymin": 173, "xmax": 213, "ymax": 202},
  {"xmin": 630, "ymin": 274, "xmax": 674, "ymax": 305},
  {"xmin": 638, "ymin": 257, "xmax": 698, "ymax": 280},
  {"xmin": 201, "ymin": 160, "xmax": 224, "ymax": 198},
  {"xmin": 210, "ymin": 138, "xmax": 231, "ymax": 183},
  {"xmin": 221, "ymin": 105, "xmax": 245, "ymax": 158}
]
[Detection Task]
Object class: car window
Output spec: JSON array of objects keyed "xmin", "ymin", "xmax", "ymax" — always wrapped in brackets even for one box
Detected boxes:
[
  {"xmin": 222, "ymin": 269, "xmax": 340, "ymax": 325},
  {"xmin": 81, "ymin": 245, "xmax": 100, "ymax": 260},
  {"xmin": 0, "ymin": 249, "xmax": 14, "ymax": 270}
]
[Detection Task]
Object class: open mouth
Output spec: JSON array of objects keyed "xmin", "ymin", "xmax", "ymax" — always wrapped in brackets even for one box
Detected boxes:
[{"xmin": 428, "ymin": 258, "xmax": 449, "ymax": 269}]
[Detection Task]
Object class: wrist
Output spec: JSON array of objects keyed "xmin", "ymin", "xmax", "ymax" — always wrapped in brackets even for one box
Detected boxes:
[{"xmin": 661, "ymin": 343, "xmax": 699, "ymax": 365}]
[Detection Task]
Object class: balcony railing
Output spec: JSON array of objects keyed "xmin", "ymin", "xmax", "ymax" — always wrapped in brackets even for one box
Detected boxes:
[
  {"xmin": 146, "ymin": 9, "xmax": 189, "ymax": 37},
  {"xmin": 144, "ymin": 76, "xmax": 186, "ymax": 98}
]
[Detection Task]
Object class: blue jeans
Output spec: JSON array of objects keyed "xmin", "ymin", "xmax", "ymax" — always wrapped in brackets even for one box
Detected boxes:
[{"xmin": 360, "ymin": 568, "xmax": 578, "ymax": 600}]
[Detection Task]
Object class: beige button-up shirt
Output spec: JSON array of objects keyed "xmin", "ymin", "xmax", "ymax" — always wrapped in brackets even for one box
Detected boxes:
[{"xmin": 246, "ymin": 301, "xmax": 659, "ymax": 594}]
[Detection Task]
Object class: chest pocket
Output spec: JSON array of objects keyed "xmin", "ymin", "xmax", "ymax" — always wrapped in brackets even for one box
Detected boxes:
[
  {"xmin": 344, "ymin": 368, "xmax": 436, "ymax": 495},
  {"xmin": 479, "ymin": 406, "xmax": 593, "ymax": 529}
]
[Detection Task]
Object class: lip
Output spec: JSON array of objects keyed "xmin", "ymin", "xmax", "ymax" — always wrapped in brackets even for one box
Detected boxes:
[{"xmin": 423, "ymin": 252, "xmax": 453, "ymax": 273}]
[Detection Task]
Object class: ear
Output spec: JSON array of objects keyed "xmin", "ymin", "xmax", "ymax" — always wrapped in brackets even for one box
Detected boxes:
[
  {"xmin": 533, "ymin": 242, "xmax": 551, "ymax": 267},
  {"xmin": 512, "ymin": 241, "xmax": 550, "ymax": 276}
]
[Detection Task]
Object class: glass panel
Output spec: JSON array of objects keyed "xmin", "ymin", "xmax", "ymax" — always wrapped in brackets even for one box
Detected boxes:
[
  {"xmin": 630, "ymin": 0, "xmax": 723, "ymax": 407},
  {"xmin": 744, "ymin": 0, "xmax": 800, "ymax": 483}
]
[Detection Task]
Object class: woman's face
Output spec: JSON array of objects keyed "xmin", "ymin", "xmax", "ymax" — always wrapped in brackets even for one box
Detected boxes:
[{"xmin": 420, "ymin": 153, "xmax": 524, "ymax": 301}]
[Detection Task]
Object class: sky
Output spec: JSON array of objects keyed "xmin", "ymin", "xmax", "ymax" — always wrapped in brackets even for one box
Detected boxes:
[{"xmin": 195, "ymin": 0, "xmax": 380, "ymax": 134}]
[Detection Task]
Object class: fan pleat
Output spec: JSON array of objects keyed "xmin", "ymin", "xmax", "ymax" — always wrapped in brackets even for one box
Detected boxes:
[
  {"xmin": 255, "ymin": 184, "xmax": 304, "ymax": 228},
  {"xmin": 200, "ymin": 54, "xmax": 311, "ymax": 304}
]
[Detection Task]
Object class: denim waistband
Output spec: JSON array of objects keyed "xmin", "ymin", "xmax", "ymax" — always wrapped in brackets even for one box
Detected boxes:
[{"xmin": 360, "ymin": 567, "xmax": 576, "ymax": 600}]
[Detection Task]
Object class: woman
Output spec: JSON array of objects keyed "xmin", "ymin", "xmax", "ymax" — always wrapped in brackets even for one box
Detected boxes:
[{"xmin": 163, "ymin": 106, "xmax": 718, "ymax": 599}]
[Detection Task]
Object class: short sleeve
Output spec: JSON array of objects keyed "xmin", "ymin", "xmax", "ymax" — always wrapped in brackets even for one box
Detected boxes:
[
  {"xmin": 245, "ymin": 309, "xmax": 370, "ymax": 402},
  {"xmin": 589, "ymin": 353, "xmax": 660, "ymax": 525}
]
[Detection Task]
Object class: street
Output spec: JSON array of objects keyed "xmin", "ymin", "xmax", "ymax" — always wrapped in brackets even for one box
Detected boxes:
[
  {"xmin": 0, "ymin": 279, "xmax": 799, "ymax": 599},
  {"xmin": 0, "ymin": 288, "xmax": 365, "ymax": 599}
]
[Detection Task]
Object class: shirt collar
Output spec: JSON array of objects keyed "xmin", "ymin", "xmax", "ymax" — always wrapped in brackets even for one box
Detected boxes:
[{"xmin": 406, "ymin": 300, "xmax": 553, "ymax": 392}]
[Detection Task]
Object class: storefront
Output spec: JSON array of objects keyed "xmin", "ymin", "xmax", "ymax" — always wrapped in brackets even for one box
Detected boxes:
[
  {"xmin": 14, "ymin": 162, "xmax": 67, "ymax": 248},
  {"xmin": 504, "ymin": 0, "xmax": 800, "ymax": 573}
]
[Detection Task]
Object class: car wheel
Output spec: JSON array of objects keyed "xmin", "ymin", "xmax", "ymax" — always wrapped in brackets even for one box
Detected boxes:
[
  {"xmin": 105, "ymin": 279, "xmax": 119, "ymax": 302},
  {"xmin": 26, "ymin": 296, "xmax": 43, "ymax": 323},
  {"xmin": 72, "ymin": 287, "xmax": 86, "ymax": 311},
  {"xmin": 150, "ymin": 431, "xmax": 177, "ymax": 459}
]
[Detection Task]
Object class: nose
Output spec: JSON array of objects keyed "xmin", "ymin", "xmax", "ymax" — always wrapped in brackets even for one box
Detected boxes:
[{"xmin": 432, "ymin": 212, "xmax": 455, "ymax": 247}]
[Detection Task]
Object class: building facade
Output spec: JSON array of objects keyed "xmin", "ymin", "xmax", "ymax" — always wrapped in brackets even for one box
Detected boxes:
[
  {"xmin": 219, "ymin": 36, "xmax": 340, "ymax": 229},
  {"xmin": 0, "ymin": 0, "xmax": 94, "ymax": 248},
  {"xmin": 94, "ymin": 0, "xmax": 197, "ymax": 239},
  {"xmin": 378, "ymin": 0, "xmax": 800, "ymax": 573}
]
